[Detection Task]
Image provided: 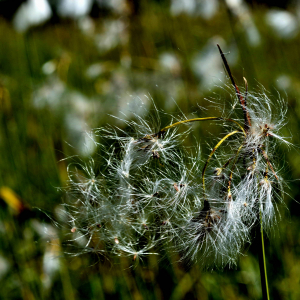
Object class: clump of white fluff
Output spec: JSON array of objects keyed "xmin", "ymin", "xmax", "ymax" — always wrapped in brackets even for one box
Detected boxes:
[{"xmin": 59, "ymin": 75, "xmax": 288, "ymax": 269}]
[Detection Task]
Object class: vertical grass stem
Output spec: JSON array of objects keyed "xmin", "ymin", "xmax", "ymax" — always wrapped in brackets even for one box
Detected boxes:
[{"xmin": 259, "ymin": 211, "xmax": 270, "ymax": 300}]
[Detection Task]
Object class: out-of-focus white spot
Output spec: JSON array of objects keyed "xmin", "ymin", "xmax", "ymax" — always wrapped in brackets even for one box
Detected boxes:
[
  {"xmin": 0, "ymin": 255, "xmax": 9, "ymax": 281},
  {"xmin": 95, "ymin": 20, "xmax": 127, "ymax": 53},
  {"xmin": 117, "ymin": 92, "xmax": 151, "ymax": 121},
  {"xmin": 170, "ymin": 0, "xmax": 218, "ymax": 19},
  {"xmin": 276, "ymin": 74, "xmax": 291, "ymax": 90},
  {"xmin": 33, "ymin": 75, "xmax": 100, "ymax": 156},
  {"xmin": 42, "ymin": 248, "xmax": 60, "ymax": 290},
  {"xmin": 191, "ymin": 38, "xmax": 236, "ymax": 90},
  {"xmin": 199, "ymin": 0, "xmax": 218, "ymax": 19},
  {"xmin": 225, "ymin": 0, "xmax": 260, "ymax": 47},
  {"xmin": 245, "ymin": 23, "xmax": 261, "ymax": 47},
  {"xmin": 171, "ymin": 0, "xmax": 196, "ymax": 15},
  {"xmin": 120, "ymin": 55, "xmax": 131, "ymax": 69},
  {"xmin": 57, "ymin": 0, "xmax": 93, "ymax": 18},
  {"xmin": 65, "ymin": 114, "xmax": 97, "ymax": 156},
  {"xmin": 33, "ymin": 76, "xmax": 65, "ymax": 110},
  {"xmin": 266, "ymin": 10, "xmax": 299, "ymax": 39},
  {"xmin": 54, "ymin": 206, "xmax": 69, "ymax": 223},
  {"xmin": 42, "ymin": 60, "xmax": 56, "ymax": 75},
  {"xmin": 31, "ymin": 220, "xmax": 58, "ymax": 239},
  {"xmin": 78, "ymin": 16, "xmax": 95, "ymax": 36},
  {"xmin": 95, "ymin": 0, "xmax": 128, "ymax": 14},
  {"xmin": 226, "ymin": 0, "xmax": 243, "ymax": 9},
  {"xmin": 85, "ymin": 63, "xmax": 103, "ymax": 79},
  {"xmin": 13, "ymin": 0, "xmax": 52, "ymax": 32},
  {"xmin": 159, "ymin": 52, "xmax": 181, "ymax": 75}
]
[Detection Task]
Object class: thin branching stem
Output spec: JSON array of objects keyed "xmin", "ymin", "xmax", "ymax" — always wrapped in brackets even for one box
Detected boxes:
[
  {"xmin": 159, "ymin": 117, "xmax": 246, "ymax": 136},
  {"xmin": 202, "ymin": 130, "xmax": 244, "ymax": 199},
  {"xmin": 258, "ymin": 147, "xmax": 278, "ymax": 181}
]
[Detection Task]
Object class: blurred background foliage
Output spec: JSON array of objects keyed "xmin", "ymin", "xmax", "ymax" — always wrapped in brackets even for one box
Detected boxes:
[{"xmin": 1, "ymin": 0, "xmax": 300, "ymax": 299}]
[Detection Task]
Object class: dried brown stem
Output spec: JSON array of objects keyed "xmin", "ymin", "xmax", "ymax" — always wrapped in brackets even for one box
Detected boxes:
[
  {"xmin": 258, "ymin": 147, "xmax": 278, "ymax": 181},
  {"xmin": 217, "ymin": 44, "xmax": 251, "ymax": 132}
]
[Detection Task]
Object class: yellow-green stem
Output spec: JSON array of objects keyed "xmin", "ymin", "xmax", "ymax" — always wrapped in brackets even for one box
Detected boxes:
[
  {"xmin": 202, "ymin": 130, "xmax": 243, "ymax": 198},
  {"xmin": 160, "ymin": 117, "xmax": 246, "ymax": 136},
  {"xmin": 259, "ymin": 210, "xmax": 270, "ymax": 300}
]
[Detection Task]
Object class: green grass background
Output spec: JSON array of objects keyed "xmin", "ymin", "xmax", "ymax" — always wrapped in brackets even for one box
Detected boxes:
[{"xmin": 1, "ymin": 1, "xmax": 300, "ymax": 299}]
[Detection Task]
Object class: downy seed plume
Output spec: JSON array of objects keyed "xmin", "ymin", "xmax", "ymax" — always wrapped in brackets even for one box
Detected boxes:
[{"xmin": 59, "ymin": 45, "xmax": 289, "ymax": 269}]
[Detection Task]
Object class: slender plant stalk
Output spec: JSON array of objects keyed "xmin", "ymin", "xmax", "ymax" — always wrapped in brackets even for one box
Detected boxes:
[
  {"xmin": 217, "ymin": 44, "xmax": 271, "ymax": 299},
  {"xmin": 259, "ymin": 147, "xmax": 279, "ymax": 181},
  {"xmin": 258, "ymin": 212, "xmax": 270, "ymax": 300},
  {"xmin": 201, "ymin": 130, "xmax": 243, "ymax": 197},
  {"xmin": 159, "ymin": 117, "xmax": 246, "ymax": 136}
]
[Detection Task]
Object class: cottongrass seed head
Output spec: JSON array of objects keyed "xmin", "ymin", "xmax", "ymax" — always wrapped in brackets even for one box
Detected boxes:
[{"xmin": 58, "ymin": 46, "xmax": 289, "ymax": 269}]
